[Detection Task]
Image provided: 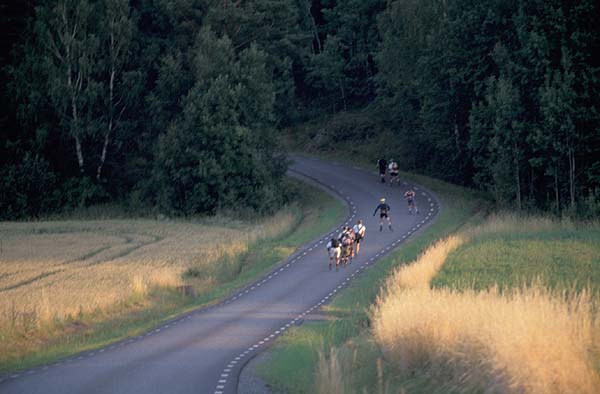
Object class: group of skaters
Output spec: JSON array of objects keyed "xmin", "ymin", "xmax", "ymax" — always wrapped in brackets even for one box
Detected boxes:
[
  {"xmin": 378, "ymin": 157, "xmax": 400, "ymax": 186},
  {"xmin": 325, "ymin": 158, "xmax": 420, "ymax": 271},
  {"xmin": 326, "ymin": 220, "xmax": 366, "ymax": 271},
  {"xmin": 377, "ymin": 157, "xmax": 419, "ymax": 216}
]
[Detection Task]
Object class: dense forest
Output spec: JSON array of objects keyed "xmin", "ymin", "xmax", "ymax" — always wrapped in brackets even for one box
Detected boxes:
[{"xmin": 1, "ymin": 0, "xmax": 599, "ymax": 219}]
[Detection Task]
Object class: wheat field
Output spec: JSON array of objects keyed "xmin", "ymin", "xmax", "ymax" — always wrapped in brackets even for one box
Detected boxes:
[{"xmin": 0, "ymin": 210, "xmax": 295, "ymax": 331}]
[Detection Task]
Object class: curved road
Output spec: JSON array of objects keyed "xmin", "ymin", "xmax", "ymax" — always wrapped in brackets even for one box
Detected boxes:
[{"xmin": 0, "ymin": 156, "xmax": 440, "ymax": 394}]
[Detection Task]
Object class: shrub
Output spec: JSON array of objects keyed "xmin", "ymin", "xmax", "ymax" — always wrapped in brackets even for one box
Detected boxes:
[{"xmin": 0, "ymin": 153, "xmax": 57, "ymax": 219}]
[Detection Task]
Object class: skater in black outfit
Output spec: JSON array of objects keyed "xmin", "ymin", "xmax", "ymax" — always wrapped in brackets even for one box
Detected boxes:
[
  {"xmin": 377, "ymin": 158, "xmax": 387, "ymax": 183},
  {"xmin": 373, "ymin": 198, "xmax": 393, "ymax": 232}
]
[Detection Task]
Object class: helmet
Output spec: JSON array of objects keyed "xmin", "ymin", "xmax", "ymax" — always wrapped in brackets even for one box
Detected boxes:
[{"xmin": 380, "ymin": 198, "xmax": 385, "ymax": 203}]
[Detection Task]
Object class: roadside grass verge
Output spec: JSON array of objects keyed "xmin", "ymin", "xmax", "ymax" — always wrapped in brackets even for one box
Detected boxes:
[
  {"xmin": 256, "ymin": 167, "xmax": 484, "ymax": 393},
  {"xmin": 0, "ymin": 178, "xmax": 344, "ymax": 375}
]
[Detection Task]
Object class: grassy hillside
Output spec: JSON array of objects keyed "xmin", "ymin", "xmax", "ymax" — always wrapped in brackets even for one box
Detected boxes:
[
  {"xmin": 432, "ymin": 214, "xmax": 600, "ymax": 294},
  {"xmin": 0, "ymin": 179, "xmax": 344, "ymax": 374}
]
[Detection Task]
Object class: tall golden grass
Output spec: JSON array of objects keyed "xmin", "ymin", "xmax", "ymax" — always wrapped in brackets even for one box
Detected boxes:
[
  {"xmin": 316, "ymin": 347, "xmax": 346, "ymax": 394},
  {"xmin": 0, "ymin": 210, "xmax": 295, "ymax": 333},
  {"xmin": 373, "ymin": 285, "xmax": 599, "ymax": 393},
  {"xmin": 369, "ymin": 217, "xmax": 600, "ymax": 394}
]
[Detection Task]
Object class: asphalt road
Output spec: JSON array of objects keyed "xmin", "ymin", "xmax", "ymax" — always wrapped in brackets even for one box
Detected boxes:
[{"xmin": 0, "ymin": 156, "xmax": 440, "ymax": 394}]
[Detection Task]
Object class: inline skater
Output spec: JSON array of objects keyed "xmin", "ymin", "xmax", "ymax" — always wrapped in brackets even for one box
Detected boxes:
[
  {"xmin": 337, "ymin": 226, "xmax": 354, "ymax": 266},
  {"xmin": 326, "ymin": 237, "xmax": 341, "ymax": 271},
  {"xmin": 352, "ymin": 219, "xmax": 366, "ymax": 255},
  {"xmin": 377, "ymin": 158, "xmax": 387, "ymax": 183},
  {"xmin": 373, "ymin": 198, "xmax": 393, "ymax": 232},
  {"xmin": 388, "ymin": 159, "xmax": 399, "ymax": 186},
  {"xmin": 404, "ymin": 189, "xmax": 419, "ymax": 214}
]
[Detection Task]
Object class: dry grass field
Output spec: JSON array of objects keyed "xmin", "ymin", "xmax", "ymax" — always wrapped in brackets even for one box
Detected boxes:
[
  {"xmin": 368, "ymin": 215, "xmax": 600, "ymax": 394},
  {"xmin": 0, "ymin": 211, "xmax": 295, "ymax": 362}
]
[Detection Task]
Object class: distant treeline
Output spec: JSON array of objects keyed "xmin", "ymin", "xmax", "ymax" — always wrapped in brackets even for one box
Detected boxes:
[
  {"xmin": 375, "ymin": 0, "xmax": 600, "ymax": 216},
  {"xmin": 1, "ymin": 0, "xmax": 599, "ymax": 218}
]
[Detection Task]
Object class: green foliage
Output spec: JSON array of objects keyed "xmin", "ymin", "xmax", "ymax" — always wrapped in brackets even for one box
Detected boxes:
[
  {"xmin": 151, "ymin": 31, "xmax": 285, "ymax": 215},
  {"xmin": 301, "ymin": 0, "xmax": 383, "ymax": 113},
  {"xmin": 375, "ymin": 0, "xmax": 600, "ymax": 215},
  {"xmin": 3, "ymin": 0, "xmax": 600, "ymax": 218},
  {"xmin": 0, "ymin": 153, "xmax": 57, "ymax": 219},
  {"xmin": 307, "ymin": 35, "xmax": 349, "ymax": 112},
  {"xmin": 59, "ymin": 176, "xmax": 110, "ymax": 209},
  {"xmin": 4, "ymin": 0, "xmax": 301, "ymax": 218},
  {"xmin": 470, "ymin": 76, "xmax": 525, "ymax": 206},
  {"xmin": 205, "ymin": 0, "xmax": 311, "ymax": 125}
]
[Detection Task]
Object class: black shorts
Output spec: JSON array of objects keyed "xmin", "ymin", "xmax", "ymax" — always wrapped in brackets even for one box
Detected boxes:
[
  {"xmin": 407, "ymin": 198, "xmax": 414, "ymax": 205},
  {"xmin": 355, "ymin": 234, "xmax": 364, "ymax": 243},
  {"xmin": 390, "ymin": 172, "xmax": 398, "ymax": 177},
  {"xmin": 380, "ymin": 212, "xmax": 388, "ymax": 218}
]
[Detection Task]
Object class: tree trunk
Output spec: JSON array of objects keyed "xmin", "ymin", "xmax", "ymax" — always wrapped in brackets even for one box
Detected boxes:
[
  {"xmin": 339, "ymin": 78, "xmax": 347, "ymax": 112},
  {"xmin": 60, "ymin": 4, "xmax": 85, "ymax": 175},
  {"xmin": 97, "ymin": 123, "xmax": 111, "ymax": 180},
  {"xmin": 513, "ymin": 142, "xmax": 521, "ymax": 210},
  {"xmin": 68, "ymin": 67, "xmax": 84, "ymax": 173},
  {"xmin": 304, "ymin": 0, "xmax": 321, "ymax": 53},
  {"xmin": 529, "ymin": 166, "xmax": 535, "ymax": 202},
  {"xmin": 75, "ymin": 134, "xmax": 84, "ymax": 173},
  {"xmin": 454, "ymin": 121, "xmax": 460, "ymax": 150},
  {"xmin": 71, "ymin": 93, "xmax": 84, "ymax": 172},
  {"xmin": 569, "ymin": 149, "xmax": 575, "ymax": 210},
  {"xmin": 554, "ymin": 166, "xmax": 560, "ymax": 214},
  {"xmin": 97, "ymin": 66, "xmax": 115, "ymax": 181}
]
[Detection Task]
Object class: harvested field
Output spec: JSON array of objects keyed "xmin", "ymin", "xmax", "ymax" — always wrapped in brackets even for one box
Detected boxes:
[{"xmin": 0, "ymin": 211, "xmax": 294, "ymax": 329}]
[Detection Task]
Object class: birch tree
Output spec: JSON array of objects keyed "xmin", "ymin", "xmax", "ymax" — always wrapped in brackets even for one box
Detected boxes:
[
  {"xmin": 539, "ymin": 48, "xmax": 579, "ymax": 211},
  {"xmin": 470, "ymin": 76, "xmax": 525, "ymax": 208},
  {"xmin": 96, "ymin": 0, "xmax": 134, "ymax": 180},
  {"xmin": 37, "ymin": 0, "xmax": 97, "ymax": 174}
]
